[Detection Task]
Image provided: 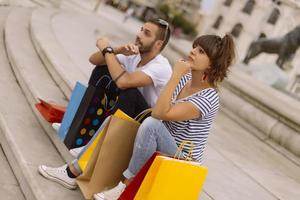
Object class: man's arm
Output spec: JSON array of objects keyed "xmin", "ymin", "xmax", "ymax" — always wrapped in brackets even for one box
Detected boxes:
[
  {"xmin": 89, "ymin": 51, "xmax": 105, "ymax": 65},
  {"xmin": 96, "ymin": 37, "xmax": 153, "ymax": 90},
  {"xmin": 89, "ymin": 38, "xmax": 140, "ymax": 66},
  {"xmin": 89, "ymin": 46, "xmax": 123, "ymax": 66},
  {"xmin": 105, "ymin": 54, "xmax": 153, "ymax": 89}
]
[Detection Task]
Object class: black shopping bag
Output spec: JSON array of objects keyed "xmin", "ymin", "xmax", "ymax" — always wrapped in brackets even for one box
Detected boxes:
[{"xmin": 64, "ymin": 75, "xmax": 119, "ymax": 149}]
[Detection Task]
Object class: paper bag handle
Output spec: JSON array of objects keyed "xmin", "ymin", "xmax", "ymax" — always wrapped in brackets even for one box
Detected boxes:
[
  {"xmin": 134, "ymin": 109, "xmax": 152, "ymax": 123},
  {"xmin": 95, "ymin": 75, "xmax": 113, "ymax": 89},
  {"xmin": 174, "ymin": 140, "xmax": 194, "ymax": 161}
]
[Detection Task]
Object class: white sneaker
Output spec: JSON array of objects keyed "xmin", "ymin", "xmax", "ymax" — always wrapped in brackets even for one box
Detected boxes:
[
  {"xmin": 93, "ymin": 182, "xmax": 126, "ymax": 200},
  {"xmin": 69, "ymin": 146, "xmax": 85, "ymax": 158},
  {"xmin": 52, "ymin": 123, "xmax": 61, "ymax": 132},
  {"xmin": 38, "ymin": 164, "xmax": 77, "ymax": 190}
]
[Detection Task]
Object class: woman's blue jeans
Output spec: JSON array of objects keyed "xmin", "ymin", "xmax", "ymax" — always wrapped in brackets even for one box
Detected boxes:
[
  {"xmin": 123, "ymin": 117, "xmax": 178, "ymax": 179},
  {"xmin": 72, "ymin": 117, "xmax": 178, "ymax": 178}
]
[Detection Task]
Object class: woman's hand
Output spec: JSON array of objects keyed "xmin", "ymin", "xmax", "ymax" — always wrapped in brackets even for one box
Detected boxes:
[
  {"xmin": 172, "ymin": 59, "xmax": 191, "ymax": 79},
  {"xmin": 152, "ymin": 59, "xmax": 189, "ymax": 118}
]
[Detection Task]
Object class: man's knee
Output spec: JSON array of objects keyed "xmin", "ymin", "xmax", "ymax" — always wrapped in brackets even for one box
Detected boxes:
[
  {"xmin": 119, "ymin": 88, "xmax": 141, "ymax": 98},
  {"xmin": 88, "ymin": 65, "xmax": 110, "ymax": 86}
]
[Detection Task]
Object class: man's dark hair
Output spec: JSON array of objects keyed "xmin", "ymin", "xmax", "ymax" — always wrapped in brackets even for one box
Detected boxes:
[{"xmin": 147, "ymin": 18, "xmax": 171, "ymax": 51}]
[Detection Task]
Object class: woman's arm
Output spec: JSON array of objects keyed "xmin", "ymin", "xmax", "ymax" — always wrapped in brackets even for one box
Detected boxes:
[{"xmin": 152, "ymin": 60, "xmax": 201, "ymax": 121}]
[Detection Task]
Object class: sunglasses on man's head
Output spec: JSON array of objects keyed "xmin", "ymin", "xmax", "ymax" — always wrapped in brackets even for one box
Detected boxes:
[{"xmin": 156, "ymin": 19, "xmax": 169, "ymax": 41}]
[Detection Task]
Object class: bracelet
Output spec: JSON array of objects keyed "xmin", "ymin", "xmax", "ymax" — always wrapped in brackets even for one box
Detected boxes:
[{"xmin": 114, "ymin": 70, "xmax": 126, "ymax": 83}]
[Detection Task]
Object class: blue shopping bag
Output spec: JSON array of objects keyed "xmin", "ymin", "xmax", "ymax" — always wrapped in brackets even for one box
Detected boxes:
[{"xmin": 58, "ymin": 82, "xmax": 87, "ymax": 140}]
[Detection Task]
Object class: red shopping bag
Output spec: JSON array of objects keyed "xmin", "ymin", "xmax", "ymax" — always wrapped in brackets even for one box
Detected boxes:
[
  {"xmin": 118, "ymin": 152, "xmax": 161, "ymax": 200},
  {"xmin": 35, "ymin": 98, "xmax": 66, "ymax": 123}
]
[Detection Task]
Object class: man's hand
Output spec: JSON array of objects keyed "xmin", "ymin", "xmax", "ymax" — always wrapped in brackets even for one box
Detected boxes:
[
  {"xmin": 117, "ymin": 44, "xmax": 139, "ymax": 56},
  {"xmin": 96, "ymin": 37, "xmax": 110, "ymax": 51}
]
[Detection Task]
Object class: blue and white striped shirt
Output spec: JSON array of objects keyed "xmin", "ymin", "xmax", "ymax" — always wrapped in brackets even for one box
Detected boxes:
[{"xmin": 163, "ymin": 73, "xmax": 219, "ymax": 162}]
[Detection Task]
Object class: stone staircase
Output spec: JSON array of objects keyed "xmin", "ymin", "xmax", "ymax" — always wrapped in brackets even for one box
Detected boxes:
[
  {"xmin": 0, "ymin": 5, "xmax": 84, "ymax": 200},
  {"xmin": 0, "ymin": 2, "xmax": 299, "ymax": 200},
  {"xmin": 0, "ymin": 143, "xmax": 25, "ymax": 200}
]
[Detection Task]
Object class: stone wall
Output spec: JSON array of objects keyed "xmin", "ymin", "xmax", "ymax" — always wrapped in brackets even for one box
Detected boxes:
[{"xmin": 222, "ymin": 69, "xmax": 300, "ymax": 157}]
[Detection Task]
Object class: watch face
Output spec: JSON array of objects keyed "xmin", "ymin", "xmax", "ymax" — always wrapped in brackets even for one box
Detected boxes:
[
  {"xmin": 107, "ymin": 47, "xmax": 113, "ymax": 53},
  {"xmin": 103, "ymin": 47, "xmax": 114, "ymax": 55}
]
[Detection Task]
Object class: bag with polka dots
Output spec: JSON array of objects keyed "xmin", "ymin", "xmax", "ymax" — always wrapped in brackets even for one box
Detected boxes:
[{"xmin": 64, "ymin": 75, "xmax": 119, "ymax": 149}]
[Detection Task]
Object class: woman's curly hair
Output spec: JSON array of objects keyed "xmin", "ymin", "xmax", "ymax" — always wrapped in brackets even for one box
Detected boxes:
[{"xmin": 192, "ymin": 34, "xmax": 236, "ymax": 87}]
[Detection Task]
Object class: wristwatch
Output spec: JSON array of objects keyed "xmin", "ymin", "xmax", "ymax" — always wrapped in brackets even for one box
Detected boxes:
[{"xmin": 102, "ymin": 47, "xmax": 114, "ymax": 56}]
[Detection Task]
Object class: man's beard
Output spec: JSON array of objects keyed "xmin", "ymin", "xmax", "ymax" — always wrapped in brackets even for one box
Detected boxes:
[{"xmin": 135, "ymin": 38, "xmax": 156, "ymax": 54}]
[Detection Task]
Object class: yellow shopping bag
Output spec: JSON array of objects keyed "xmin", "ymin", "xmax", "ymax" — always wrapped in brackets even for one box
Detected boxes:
[
  {"xmin": 134, "ymin": 142, "xmax": 208, "ymax": 200},
  {"xmin": 77, "ymin": 109, "xmax": 151, "ymax": 199},
  {"xmin": 78, "ymin": 109, "xmax": 137, "ymax": 171}
]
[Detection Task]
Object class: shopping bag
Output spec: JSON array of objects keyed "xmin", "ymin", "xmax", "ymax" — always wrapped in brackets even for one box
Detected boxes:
[
  {"xmin": 77, "ymin": 116, "xmax": 111, "ymax": 172},
  {"xmin": 119, "ymin": 143, "xmax": 192, "ymax": 200},
  {"xmin": 35, "ymin": 98, "xmax": 66, "ymax": 123},
  {"xmin": 58, "ymin": 82, "xmax": 87, "ymax": 140},
  {"xmin": 77, "ymin": 109, "xmax": 132, "ymax": 172},
  {"xmin": 118, "ymin": 152, "xmax": 161, "ymax": 200},
  {"xmin": 64, "ymin": 75, "xmax": 119, "ymax": 149},
  {"xmin": 134, "ymin": 142, "xmax": 208, "ymax": 200},
  {"xmin": 75, "ymin": 117, "xmax": 111, "ymax": 182},
  {"xmin": 76, "ymin": 109, "xmax": 151, "ymax": 200}
]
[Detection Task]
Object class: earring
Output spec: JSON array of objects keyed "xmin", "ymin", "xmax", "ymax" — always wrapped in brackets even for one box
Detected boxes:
[{"xmin": 202, "ymin": 73, "xmax": 207, "ymax": 81}]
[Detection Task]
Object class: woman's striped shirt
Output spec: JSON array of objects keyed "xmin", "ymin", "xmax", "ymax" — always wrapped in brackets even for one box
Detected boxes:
[{"xmin": 163, "ymin": 73, "xmax": 219, "ymax": 162}]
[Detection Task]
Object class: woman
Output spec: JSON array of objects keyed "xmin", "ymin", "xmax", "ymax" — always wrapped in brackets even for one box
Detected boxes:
[{"xmin": 94, "ymin": 33, "xmax": 236, "ymax": 200}]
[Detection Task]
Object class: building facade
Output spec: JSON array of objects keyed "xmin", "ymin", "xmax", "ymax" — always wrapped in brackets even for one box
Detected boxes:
[{"xmin": 202, "ymin": 0, "xmax": 300, "ymax": 97}]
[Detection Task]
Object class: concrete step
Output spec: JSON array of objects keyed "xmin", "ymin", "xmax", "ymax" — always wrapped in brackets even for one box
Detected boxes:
[
  {"xmin": 0, "ymin": 144, "xmax": 25, "ymax": 200},
  {"xmin": 200, "ymin": 192, "xmax": 213, "ymax": 200},
  {"xmin": 3, "ymin": 0, "xmax": 37, "ymax": 7},
  {"xmin": 45, "ymin": 0, "xmax": 62, "ymax": 7},
  {"xmin": 220, "ymin": 86, "xmax": 300, "ymax": 166},
  {"xmin": 31, "ymin": 6, "xmax": 140, "ymax": 92},
  {"xmin": 0, "ymin": 0, "xmax": 8, "ymax": 6},
  {"xmin": 31, "ymin": 7, "xmax": 88, "ymax": 98},
  {"xmin": 202, "ymin": 146, "xmax": 277, "ymax": 200},
  {"xmin": 0, "ymin": 6, "xmax": 84, "ymax": 200},
  {"xmin": 60, "ymin": 0, "xmax": 95, "ymax": 13},
  {"xmin": 199, "ymin": 113, "xmax": 280, "ymax": 200},
  {"xmin": 29, "ymin": 0, "xmax": 55, "ymax": 7},
  {"xmin": 5, "ymin": 6, "xmax": 74, "ymax": 162},
  {"xmin": 31, "ymin": 5, "xmax": 134, "ymax": 90},
  {"xmin": 30, "ymin": 6, "xmax": 137, "ymax": 92},
  {"xmin": 204, "ymin": 111, "xmax": 300, "ymax": 200}
]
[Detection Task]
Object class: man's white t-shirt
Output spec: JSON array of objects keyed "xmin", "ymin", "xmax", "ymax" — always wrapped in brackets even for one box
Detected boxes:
[{"xmin": 116, "ymin": 54, "xmax": 172, "ymax": 107}]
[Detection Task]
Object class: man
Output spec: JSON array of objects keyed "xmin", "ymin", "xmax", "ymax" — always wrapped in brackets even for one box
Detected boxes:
[{"xmin": 38, "ymin": 18, "xmax": 172, "ymax": 190}]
